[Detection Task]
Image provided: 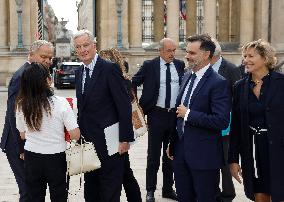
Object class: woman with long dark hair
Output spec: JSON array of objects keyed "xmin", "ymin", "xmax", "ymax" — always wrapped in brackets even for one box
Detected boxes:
[{"xmin": 15, "ymin": 62, "xmax": 80, "ymax": 201}]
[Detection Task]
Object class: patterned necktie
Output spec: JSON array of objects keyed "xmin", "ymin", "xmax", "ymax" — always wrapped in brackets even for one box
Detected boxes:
[
  {"xmin": 165, "ymin": 63, "xmax": 171, "ymax": 108},
  {"xmin": 83, "ymin": 67, "xmax": 90, "ymax": 94},
  {"xmin": 176, "ymin": 73, "xmax": 197, "ymax": 138}
]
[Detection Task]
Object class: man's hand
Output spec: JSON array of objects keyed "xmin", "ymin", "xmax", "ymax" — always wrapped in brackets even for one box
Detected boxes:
[
  {"xmin": 230, "ymin": 163, "xmax": 242, "ymax": 184},
  {"xmin": 166, "ymin": 145, "xmax": 173, "ymax": 160},
  {"xmin": 176, "ymin": 104, "xmax": 188, "ymax": 118},
  {"xmin": 118, "ymin": 142, "xmax": 130, "ymax": 155},
  {"xmin": 19, "ymin": 153, "xmax": 25, "ymax": 160}
]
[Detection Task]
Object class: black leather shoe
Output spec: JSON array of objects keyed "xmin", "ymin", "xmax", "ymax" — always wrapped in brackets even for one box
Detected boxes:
[
  {"xmin": 146, "ymin": 191, "xmax": 155, "ymax": 202},
  {"xmin": 162, "ymin": 189, "xmax": 178, "ymax": 201}
]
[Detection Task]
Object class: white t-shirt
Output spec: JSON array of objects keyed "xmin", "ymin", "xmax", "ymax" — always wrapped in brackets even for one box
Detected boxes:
[{"xmin": 16, "ymin": 96, "xmax": 78, "ymax": 154}]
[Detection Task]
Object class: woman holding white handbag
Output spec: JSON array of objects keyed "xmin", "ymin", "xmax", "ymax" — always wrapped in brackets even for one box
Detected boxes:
[{"xmin": 15, "ymin": 62, "xmax": 80, "ymax": 202}]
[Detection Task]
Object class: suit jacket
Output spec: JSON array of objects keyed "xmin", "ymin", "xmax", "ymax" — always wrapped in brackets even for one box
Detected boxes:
[
  {"xmin": 172, "ymin": 67, "xmax": 231, "ymax": 170},
  {"xmin": 1, "ymin": 62, "xmax": 30, "ymax": 153},
  {"xmin": 75, "ymin": 56, "xmax": 134, "ymax": 160},
  {"xmin": 132, "ymin": 57, "xmax": 185, "ymax": 115},
  {"xmin": 218, "ymin": 58, "xmax": 241, "ymax": 91},
  {"xmin": 229, "ymin": 71, "xmax": 284, "ymax": 201}
]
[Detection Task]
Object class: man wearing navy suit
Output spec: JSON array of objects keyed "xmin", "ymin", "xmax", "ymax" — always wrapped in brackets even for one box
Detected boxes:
[
  {"xmin": 73, "ymin": 30, "xmax": 134, "ymax": 202},
  {"xmin": 132, "ymin": 38, "xmax": 185, "ymax": 202},
  {"xmin": 168, "ymin": 34, "xmax": 231, "ymax": 202},
  {"xmin": 0, "ymin": 40, "xmax": 54, "ymax": 202}
]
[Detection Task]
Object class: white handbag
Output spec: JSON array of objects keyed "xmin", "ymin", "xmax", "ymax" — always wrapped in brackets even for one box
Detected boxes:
[
  {"xmin": 66, "ymin": 137, "xmax": 101, "ymax": 176},
  {"xmin": 132, "ymin": 99, "xmax": 148, "ymax": 139}
]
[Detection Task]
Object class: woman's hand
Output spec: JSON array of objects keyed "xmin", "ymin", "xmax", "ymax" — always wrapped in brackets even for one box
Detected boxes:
[{"xmin": 230, "ymin": 163, "xmax": 242, "ymax": 184}]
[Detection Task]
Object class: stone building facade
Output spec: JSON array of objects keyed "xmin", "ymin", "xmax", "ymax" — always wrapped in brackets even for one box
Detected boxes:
[{"xmin": 77, "ymin": 0, "xmax": 284, "ymax": 75}]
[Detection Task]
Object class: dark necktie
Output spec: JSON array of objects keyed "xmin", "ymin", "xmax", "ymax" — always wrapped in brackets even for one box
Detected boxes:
[
  {"xmin": 176, "ymin": 73, "xmax": 197, "ymax": 138},
  {"xmin": 83, "ymin": 67, "xmax": 90, "ymax": 94},
  {"xmin": 165, "ymin": 63, "xmax": 171, "ymax": 108}
]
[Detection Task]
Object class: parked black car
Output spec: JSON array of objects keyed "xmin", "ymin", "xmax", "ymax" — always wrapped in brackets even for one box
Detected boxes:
[{"xmin": 54, "ymin": 62, "xmax": 82, "ymax": 89}]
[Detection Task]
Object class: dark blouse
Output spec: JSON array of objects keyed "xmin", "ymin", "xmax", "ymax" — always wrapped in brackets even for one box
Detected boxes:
[{"xmin": 248, "ymin": 73, "xmax": 271, "ymax": 128}]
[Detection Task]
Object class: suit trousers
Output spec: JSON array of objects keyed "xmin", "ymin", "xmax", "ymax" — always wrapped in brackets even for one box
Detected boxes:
[
  {"xmin": 146, "ymin": 108, "xmax": 175, "ymax": 192},
  {"xmin": 84, "ymin": 153, "xmax": 125, "ymax": 202},
  {"xmin": 123, "ymin": 152, "xmax": 142, "ymax": 202},
  {"xmin": 173, "ymin": 139, "xmax": 219, "ymax": 202},
  {"xmin": 5, "ymin": 133, "xmax": 27, "ymax": 202},
  {"xmin": 216, "ymin": 135, "xmax": 236, "ymax": 202},
  {"xmin": 24, "ymin": 150, "xmax": 67, "ymax": 202}
]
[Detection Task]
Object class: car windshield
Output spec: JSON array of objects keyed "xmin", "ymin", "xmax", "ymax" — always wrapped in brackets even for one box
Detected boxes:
[{"xmin": 61, "ymin": 65, "xmax": 80, "ymax": 73}]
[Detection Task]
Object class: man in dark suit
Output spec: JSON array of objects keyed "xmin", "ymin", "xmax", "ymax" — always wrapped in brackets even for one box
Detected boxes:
[
  {"xmin": 73, "ymin": 30, "xmax": 134, "ymax": 202},
  {"xmin": 211, "ymin": 38, "xmax": 241, "ymax": 202},
  {"xmin": 168, "ymin": 34, "xmax": 231, "ymax": 202},
  {"xmin": 0, "ymin": 40, "xmax": 54, "ymax": 202},
  {"xmin": 132, "ymin": 38, "xmax": 185, "ymax": 202}
]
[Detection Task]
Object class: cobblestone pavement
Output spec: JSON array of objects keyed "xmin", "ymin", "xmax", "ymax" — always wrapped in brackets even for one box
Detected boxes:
[{"xmin": 0, "ymin": 88, "xmax": 251, "ymax": 201}]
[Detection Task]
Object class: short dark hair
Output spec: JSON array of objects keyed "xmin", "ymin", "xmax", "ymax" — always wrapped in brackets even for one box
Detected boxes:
[{"xmin": 186, "ymin": 34, "xmax": 216, "ymax": 59}]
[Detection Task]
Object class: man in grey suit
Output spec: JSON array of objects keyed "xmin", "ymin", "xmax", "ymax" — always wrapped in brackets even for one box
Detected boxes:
[
  {"xmin": 0, "ymin": 40, "xmax": 54, "ymax": 202},
  {"xmin": 211, "ymin": 38, "xmax": 241, "ymax": 202}
]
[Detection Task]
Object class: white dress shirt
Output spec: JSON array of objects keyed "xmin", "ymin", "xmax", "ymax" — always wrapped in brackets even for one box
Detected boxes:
[
  {"xmin": 211, "ymin": 56, "xmax": 222, "ymax": 73},
  {"xmin": 181, "ymin": 64, "xmax": 210, "ymax": 121},
  {"xmin": 82, "ymin": 54, "xmax": 98, "ymax": 93},
  {"xmin": 156, "ymin": 57, "xmax": 180, "ymax": 108}
]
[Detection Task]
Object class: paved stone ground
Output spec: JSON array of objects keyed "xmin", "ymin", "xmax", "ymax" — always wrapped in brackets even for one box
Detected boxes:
[{"xmin": 0, "ymin": 88, "xmax": 251, "ymax": 201}]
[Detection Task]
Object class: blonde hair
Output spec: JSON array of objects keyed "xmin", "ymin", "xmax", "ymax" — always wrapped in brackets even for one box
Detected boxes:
[
  {"xmin": 99, "ymin": 48, "xmax": 129, "ymax": 79},
  {"xmin": 242, "ymin": 39, "xmax": 277, "ymax": 70}
]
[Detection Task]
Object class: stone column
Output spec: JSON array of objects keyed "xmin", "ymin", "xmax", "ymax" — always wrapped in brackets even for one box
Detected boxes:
[
  {"xmin": 218, "ymin": 0, "xmax": 229, "ymax": 41},
  {"xmin": 9, "ymin": 0, "xmax": 18, "ymax": 50},
  {"xmin": 186, "ymin": 0, "xmax": 196, "ymax": 37},
  {"xmin": 204, "ymin": 0, "xmax": 217, "ymax": 37},
  {"xmin": 240, "ymin": 0, "xmax": 254, "ymax": 45},
  {"xmin": 271, "ymin": 0, "xmax": 284, "ymax": 50},
  {"xmin": 98, "ymin": 0, "xmax": 117, "ymax": 50},
  {"xmin": 129, "ymin": 0, "xmax": 142, "ymax": 49},
  {"xmin": 229, "ymin": 0, "xmax": 240, "ymax": 42},
  {"xmin": 122, "ymin": 0, "xmax": 129, "ymax": 49},
  {"xmin": 254, "ymin": 0, "xmax": 269, "ymax": 41},
  {"xmin": 167, "ymin": 0, "xmax": 179, "ymax": 45},
  {"xmin": 154, "ymin": 0, "xmax": 164, "ymax": 42},
  {"xmin": 0, "ymin": 0, "xmax": 8, "ymax": 49},
  {"xmin": 22, "ymin": 0, "xmax": 31, "ymax": 46},
  {"xmin": 30, "ymin": 0, "xmax": 38, "ymax": 42}
]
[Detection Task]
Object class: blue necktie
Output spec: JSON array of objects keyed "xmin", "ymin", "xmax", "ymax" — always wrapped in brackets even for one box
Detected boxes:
[
  {"xmin": 83, "ymin": 67, "xmax": 90, "ymax": 94},
  {"xmin": 176, "ymin": 73, "xmax": 197, "ymax": 138},
  {"xmin": 165, "ymin": 63, "xmax": 171, "ymax": 108}
]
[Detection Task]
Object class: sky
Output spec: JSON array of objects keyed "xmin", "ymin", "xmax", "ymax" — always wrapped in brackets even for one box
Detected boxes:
[{"xmin": 47, "ymin": 0, "xmax": 78, "ymax": 33}]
